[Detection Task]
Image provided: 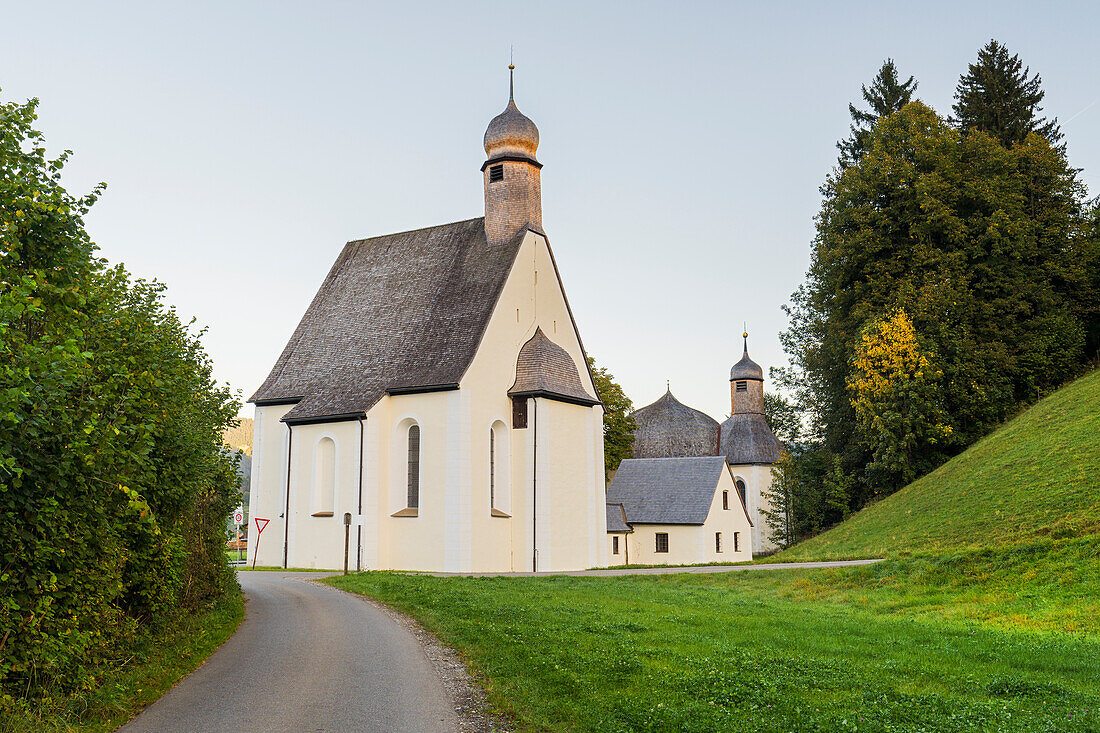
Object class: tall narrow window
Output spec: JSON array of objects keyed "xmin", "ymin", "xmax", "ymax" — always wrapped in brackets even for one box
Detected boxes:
[
  {"xmin": 736, "ymin": 479, "xmax": 747, "ymax": 508},
  {"xmin": 612, "ymin": 536, "xmax": 620, "ymax": 555},
  {"xmin": 655, "ymin": 532, "xmax": 669, "ymax": 553},
  {"xmin": 715, "ymin": 532, "xmax": 723, "ymax": 553},
  {"xmin": 407, "ymin": 424, "xmax": 420, "ymax": 509},
  {"xmin": 722, "ymin": 490, "xmax": 729, "ymax": 510},
  {"xmin": 734, "ymin": 532, "xmax": 741, "ymax": 553},
  {"xmin": 489, "ymin": 420, "xmax": 511, "ymax": 516},
  {"xmin": 311, "ymin": 437, "xmax": 336, "ymax": 517}
]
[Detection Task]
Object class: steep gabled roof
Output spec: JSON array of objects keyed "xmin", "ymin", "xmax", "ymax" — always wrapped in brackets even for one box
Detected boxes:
[
  {"xmin": 606, "ymin": 456, "xmax": 727, "ymax": 525},
  {"xmin": 250, "ymin": 217, "xmax": 526, "ymax": 422},
  {"xmin": 631, "ymin": 391, "xmax": 720, "ymax": 458}
]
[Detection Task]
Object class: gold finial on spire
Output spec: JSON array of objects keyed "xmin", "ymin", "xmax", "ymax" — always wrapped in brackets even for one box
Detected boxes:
[
  {"xmin": 666, "ymin": 379, "xmax": 670, "ymax": 392},
  {"xmin": 509, "ymin": 46, "xmax": 515, "ymax": 101},
  {"xmin": 742, "ymin": 323, "xmax": 749, "ymax": 352}
]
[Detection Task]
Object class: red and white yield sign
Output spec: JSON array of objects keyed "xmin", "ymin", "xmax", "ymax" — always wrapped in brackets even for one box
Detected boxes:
[{"xmin": 251, "ymin": 518, "xmax": 271, "ymax": 569}]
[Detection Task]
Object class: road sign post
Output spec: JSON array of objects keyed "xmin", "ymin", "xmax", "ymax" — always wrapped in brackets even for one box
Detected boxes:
[
  {"xmin": 252, "ymin": 517, "xmax": 270, "ymax": 570},
  {"xmin": 233, "ymin": 507, "xmax": 244, "ymax": 563}
]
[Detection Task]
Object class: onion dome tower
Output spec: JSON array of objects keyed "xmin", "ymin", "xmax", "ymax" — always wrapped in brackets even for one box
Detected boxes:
[
  {"xmin": 483, "ymin": 64, "xmax": 542, "ymax": 247},
  {"xmin": 720, "ymin": 333, "xmax": 782, "ymax": 465},
  {"xmin": 631, "ymin": 389, "xmax": 721, "ymax": 458}
]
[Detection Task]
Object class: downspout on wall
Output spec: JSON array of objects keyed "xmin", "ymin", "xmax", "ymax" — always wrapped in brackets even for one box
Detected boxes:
[
  {"xmin": 357, "ymin": 418, "xmax": 365, "ymax": 571},
  {"xmin": 531, "ymin": 397, "xmax": 538, "ymax": 573},
  {"xmin": 282, "ymin": 424, "xmax": 293, "ymax": 569}
]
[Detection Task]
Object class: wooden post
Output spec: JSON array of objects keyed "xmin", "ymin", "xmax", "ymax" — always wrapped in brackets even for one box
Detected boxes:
[{"xmin": 343, "ymin": 512, "xmax": 352, "ymax": 575}]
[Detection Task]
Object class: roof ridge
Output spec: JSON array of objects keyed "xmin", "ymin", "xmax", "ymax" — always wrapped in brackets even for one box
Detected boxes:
[{"xmin": 346, "ymin": 216, "xmax": 484, "ymax": 245}]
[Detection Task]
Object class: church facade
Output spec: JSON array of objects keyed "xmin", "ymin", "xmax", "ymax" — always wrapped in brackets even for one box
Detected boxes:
[{"xmin": 247, "ymin": 72, "xmax": 608, "ymax": 572}]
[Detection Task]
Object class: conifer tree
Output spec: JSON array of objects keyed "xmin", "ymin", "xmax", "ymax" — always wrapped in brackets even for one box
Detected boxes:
[
  {"xmin": 952, "ymin": 39, "xmax": 1062, "ymax": 148},
  {"xmin": 837, "ymin": 59, "xmax": 918, "ymax": 167}
]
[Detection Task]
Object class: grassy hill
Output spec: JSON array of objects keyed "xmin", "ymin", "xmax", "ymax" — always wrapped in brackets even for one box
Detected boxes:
[
  {"xmin": 323, "ymin": 371, "xmax": 1100, "ymax": 731},
  {"xmin": 778, "ymin": 368, "xmax": 1100, "ymax": 561}
]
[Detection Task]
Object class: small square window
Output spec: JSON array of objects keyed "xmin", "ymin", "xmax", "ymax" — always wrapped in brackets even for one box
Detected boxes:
[
  {"xmin": 612, "ymin": 536, "xmax": 620, "ymax": 555},
  {"xmin": 655, "ymin": 532, "xmax": 669, "ymax": 553},
  {"xmin": 736, "ymin": 381, "xmax": 748, "ymax": 392},
  {"xmin": 489, "ymin": 164, "xmax": 504, "ymax": 182}
]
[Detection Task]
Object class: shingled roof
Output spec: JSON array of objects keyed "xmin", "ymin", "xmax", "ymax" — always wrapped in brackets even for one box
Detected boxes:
[
  {"xmin": 631, "ymin": 391, "xmax": 720, "ymax": 458},
  {"xmin": 250, "ymin": 217, "xmax": 527, "ymax": 422},
  {"xmin": 605, "ymin": 456, "xmax": 728, "ymax": 525},
  {"xmin": 508, "ymin": 328, "xmax": 598, "ymax": 405},
  {"xmin": 720, "ymin": 414, "xmax": 783, "ymax": 465},
  {"xmin": 605, "ymin": 503, "xmax": 632, "ymax": 533}
]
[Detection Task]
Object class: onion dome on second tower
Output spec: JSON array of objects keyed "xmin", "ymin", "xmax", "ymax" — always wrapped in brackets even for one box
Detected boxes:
[
  {"xmin": 630, "ymin": 390, "xmax": 721, "ymax": 459},
  {"xmin": 721, "ymin": 333, "xmax": 782, "ymax": 465}
]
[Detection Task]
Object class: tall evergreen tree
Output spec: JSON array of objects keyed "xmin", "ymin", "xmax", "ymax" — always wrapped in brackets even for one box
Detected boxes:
[
  {"xmin": 837, "ymin": 59, "xmax": 918, "ymax": 167},
  {"xmin": 953, "ymin": 39, "xmax": 1062, "ymax": 148},
  {"xmin": 781, "ymin": 101, "xmax": 1089, "ymax": 507}
]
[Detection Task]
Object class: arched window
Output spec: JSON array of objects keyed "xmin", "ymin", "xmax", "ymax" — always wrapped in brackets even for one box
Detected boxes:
[
  {"xmin": 736, "ymin": 479, "xmax": 747, "ymax": 509},
  {"xmin": 312, "ymin": 437, "xmax": 335, "ymax": 517},
  {"xmin": 489, "ymin": 420, "xmax": 510, "ymax": 516},
  {"xmin": 406, "ymin": 424, "xmax": 420, "ymax": 509},
  {"xmin": 490, "ymin": 428, "xmax": 496, "ymax": 508}
]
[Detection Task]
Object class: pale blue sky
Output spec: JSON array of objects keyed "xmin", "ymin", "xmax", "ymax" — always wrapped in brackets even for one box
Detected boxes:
[{"xmin": 5, "ymin": 1, "xmax": 1098, "ymax": 419}]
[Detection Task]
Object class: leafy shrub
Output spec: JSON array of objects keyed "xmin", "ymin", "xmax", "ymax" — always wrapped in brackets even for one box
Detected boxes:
[{"xmin": 0, "ymin": 92, "xmax": 240, "ymax": 704}]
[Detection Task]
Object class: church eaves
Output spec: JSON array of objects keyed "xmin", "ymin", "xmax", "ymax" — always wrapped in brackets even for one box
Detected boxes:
[{"xmin": 250, "ymin": 217, "xmax": 528, "ymax": 422}]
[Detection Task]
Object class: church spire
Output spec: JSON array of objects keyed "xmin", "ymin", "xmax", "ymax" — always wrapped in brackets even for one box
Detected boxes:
[
  {"xmin": 482, "ymin": 62, "xmax": 543, "ymax": 247},
  {"xmin": 730, "ymin": 330, "xmax": 764, "ymax": 416}
]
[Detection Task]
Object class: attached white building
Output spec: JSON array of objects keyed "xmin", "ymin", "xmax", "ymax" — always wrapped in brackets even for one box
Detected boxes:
[
  {"xmin": 247, "ymin": 71, "xmax": 608, "ymax": 572},
  {"xmin": 605, "ymin": 457, "xmax": 753, "ymax": 565},
  {"xmin": 627, "ymin": 336, "xmax": 784, "ymax": 555}
]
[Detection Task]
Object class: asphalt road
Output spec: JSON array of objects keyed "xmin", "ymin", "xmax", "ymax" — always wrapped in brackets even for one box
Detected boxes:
[{"xmin": 122, "ymin": 571, "xmax": 457, "ymax": 733}]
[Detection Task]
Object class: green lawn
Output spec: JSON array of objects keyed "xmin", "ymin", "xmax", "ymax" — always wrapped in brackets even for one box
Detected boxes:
[
  {"xmin": 776, "ymin": 369, "xmax": 1100, "ymax": 561},
  {"xmin": 3, "ymin": 591, "xmax": 244, "ymax": 733},
  {"xmin": 328, "ymin": 539, "xmax": 1099, "ymax": 732},
  {"xmin": 324, "ymin": 372, "xmax": 1100, "ymax": 731}
]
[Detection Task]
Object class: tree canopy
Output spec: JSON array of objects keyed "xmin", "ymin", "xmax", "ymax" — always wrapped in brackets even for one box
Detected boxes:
[
  {"xmin": 588, "ymin": 357, "xmax": 636, "ymax": 478},
  {"xmin": 837, "ymin": 59, "xmax": 918, "ymax": 168},
  {"xmin": 782, "ymin": 99, "xmax": 1093, "ymax": 508},
  {"xmin": 953, "ymin": 39, "xmax": 1062, "ymax": 148}
]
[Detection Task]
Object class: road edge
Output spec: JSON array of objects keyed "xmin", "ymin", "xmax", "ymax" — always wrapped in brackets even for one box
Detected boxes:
[{"xmin": 313, "ymin": 580, "xmax": 514, "ymax": 733}]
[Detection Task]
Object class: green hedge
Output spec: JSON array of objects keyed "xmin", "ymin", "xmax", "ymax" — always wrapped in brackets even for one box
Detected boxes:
[{"xmin": 0, "ymin": 93, "xmax": 240, "ymax": 707}]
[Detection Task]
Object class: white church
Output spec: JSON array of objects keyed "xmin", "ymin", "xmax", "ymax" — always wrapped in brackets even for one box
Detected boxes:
[{"xmin": 247, "ymin": 70, "xmax": 779, "ymax": 572}]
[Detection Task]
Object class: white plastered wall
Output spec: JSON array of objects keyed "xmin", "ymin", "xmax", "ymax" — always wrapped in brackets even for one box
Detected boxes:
[
  {"xmin": 456, "ymin": 230, "xmax": 607, "ymax": 572},
  {"xmin": 731, "ymin": 463, "xmax": 779, "ymax": 555},
  {"xmin": 624, "ymin": 466, "xmax": 753, "ymax": 565}
]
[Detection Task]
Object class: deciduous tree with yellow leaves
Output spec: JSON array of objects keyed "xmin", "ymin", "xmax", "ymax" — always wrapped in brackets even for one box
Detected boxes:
[{"xmin": 849, "ymin": 310, "xmax": 952, "ymax": 495}]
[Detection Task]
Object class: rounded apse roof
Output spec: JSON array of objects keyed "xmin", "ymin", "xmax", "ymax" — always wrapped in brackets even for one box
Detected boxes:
[{"xmin": 630, "ymin": 391, "xmax": 720, "ymax": 459}]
